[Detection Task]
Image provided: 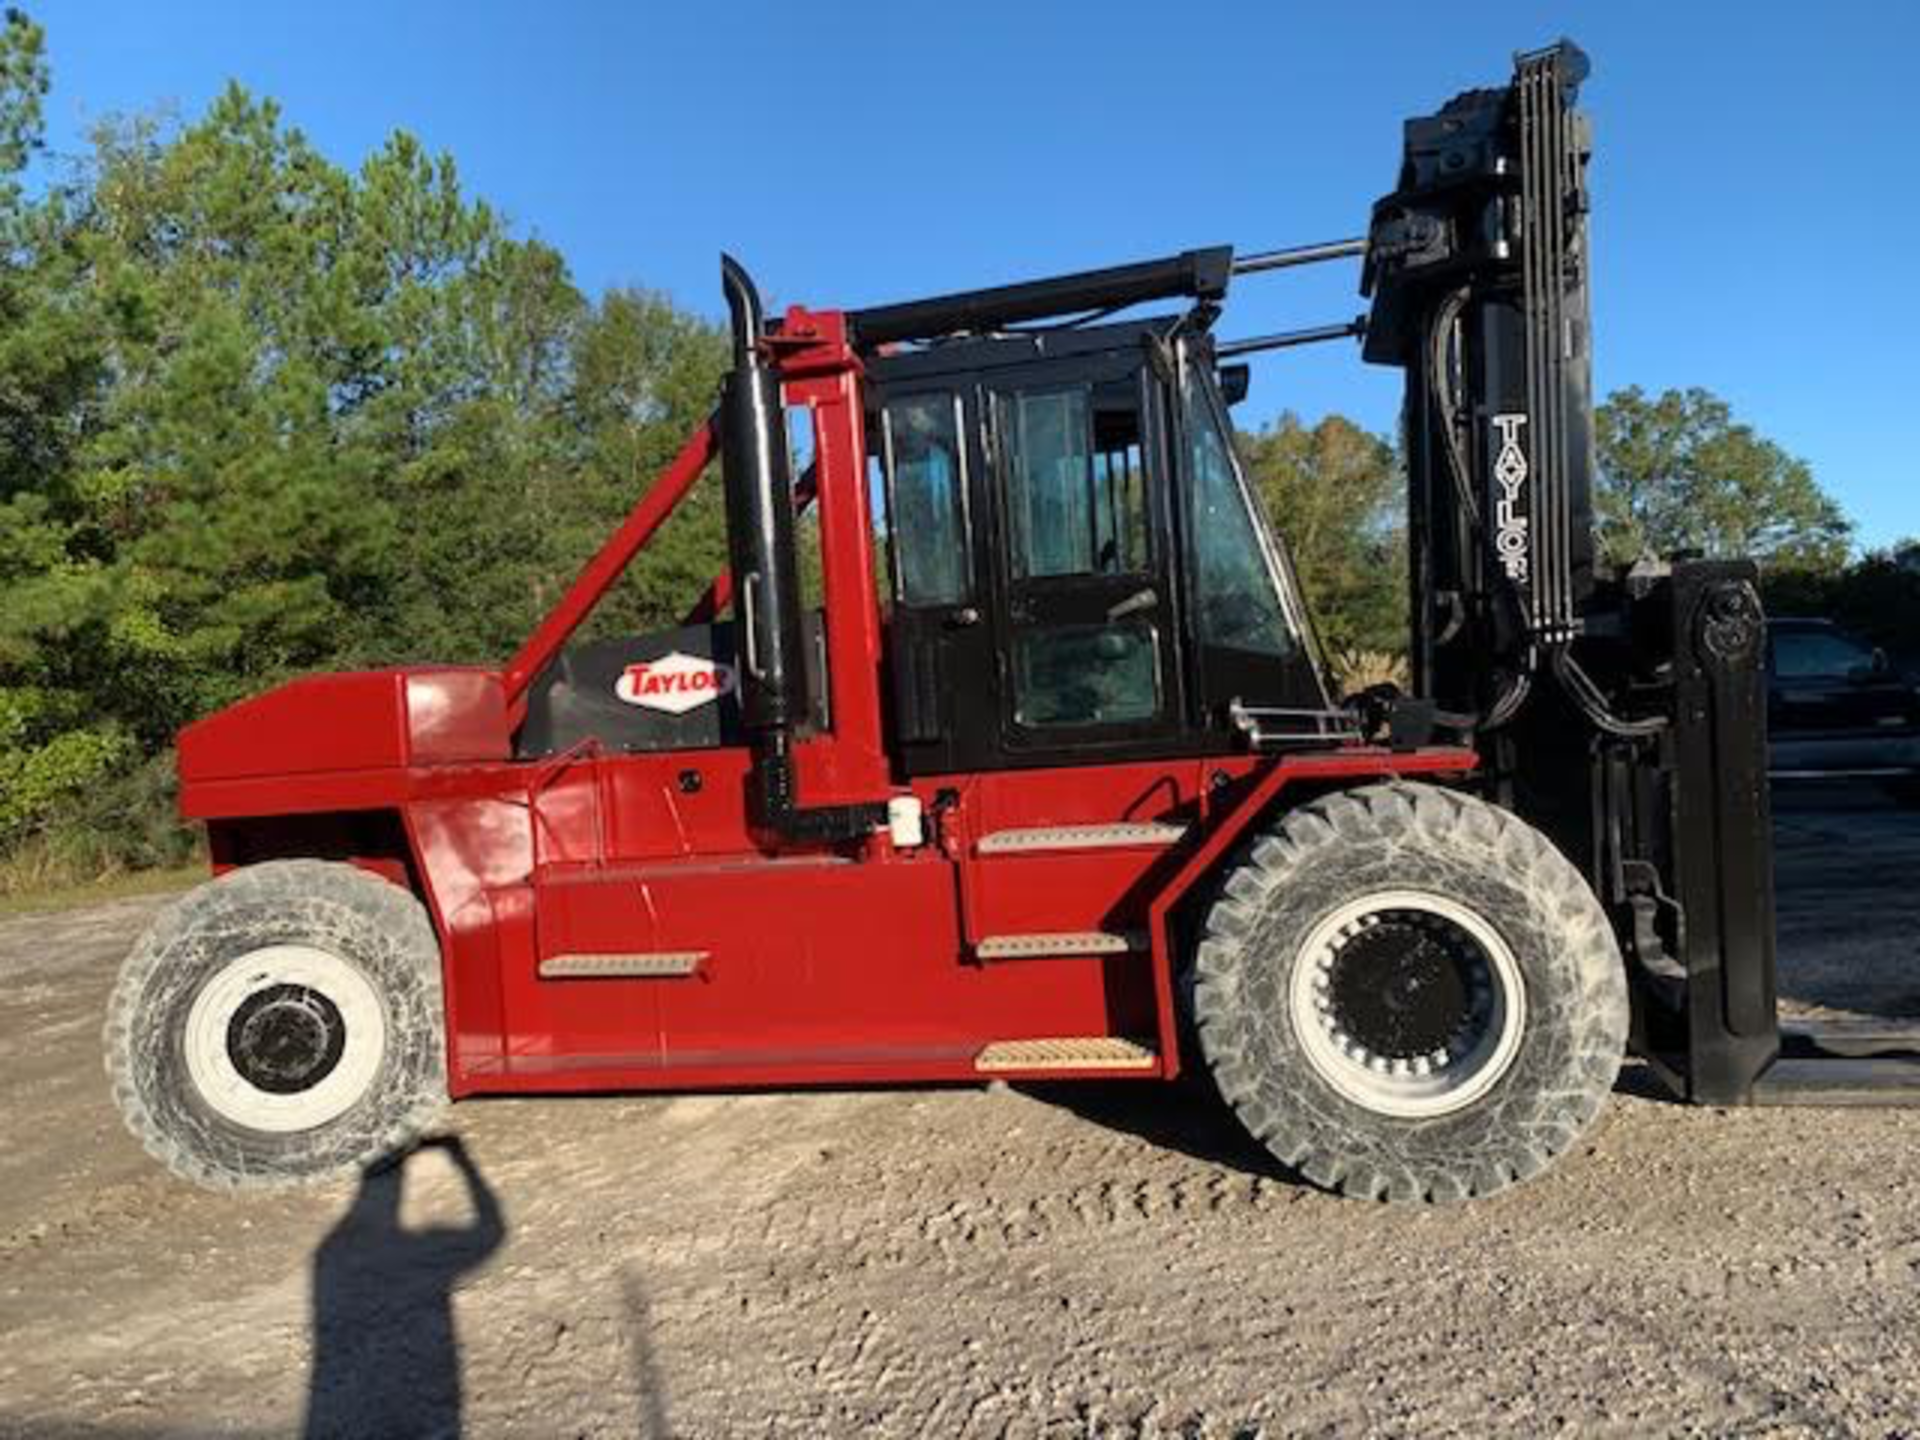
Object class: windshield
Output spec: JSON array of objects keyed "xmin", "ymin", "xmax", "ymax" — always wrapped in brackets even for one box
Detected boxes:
[{"xmin": 1180, "ymin": 360, "xmax": 1302, "ymax": 661}]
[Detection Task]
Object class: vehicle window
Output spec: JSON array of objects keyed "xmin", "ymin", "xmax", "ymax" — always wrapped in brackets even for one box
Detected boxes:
[
  {"xmin": 1004, "ymin": 382, "xmax": 1149, "ymax": 579},
  {"xmin": 1011, "ymin": 620, "xmax": 1162, "ymax": 727},
  {"xmin": 865, "ymin": 441, "xmax": 892, "ymax": 615},
  {"xmin": 1773, "ymin": 628, "xmax": 1874, "ymax": 679},
  {"xmin": 788, "ymin": 405, "xmax": 826, "ymax": 614},
  {"xmin": 1183, "ymin": 367, "xmax": 1294, "ymax": 658},
  {"xmin": 883, "ymin": 394, "xmax": 970, "ymax": 606}
]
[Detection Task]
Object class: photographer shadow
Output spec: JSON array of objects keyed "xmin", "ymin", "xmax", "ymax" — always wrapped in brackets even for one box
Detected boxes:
[{"xmin": 302, "ymin": 1136, "xmax": 505, "ymax": 1440}]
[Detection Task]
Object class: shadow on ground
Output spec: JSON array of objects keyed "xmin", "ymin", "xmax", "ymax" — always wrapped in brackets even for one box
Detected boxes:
[
  {"xmin": 1024, "ymin": 1064, "xmax": 1683, "ymax": 1192},
  {"xmin": 302, "ymin": 1136, "xmax": 505, "ymax": 1440},
  {"xmin": 1017, "ymin": 1074, "xmax": 1298, "ymax": 1181}
]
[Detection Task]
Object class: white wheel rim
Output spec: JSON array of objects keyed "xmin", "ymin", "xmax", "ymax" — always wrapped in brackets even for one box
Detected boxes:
[
  {"xmin": 1288, "ymin": 890, "xmax": 1526, "ymax": 1119},
  {"xmin": 182, "ymin": 945, "xmax": 388, "ymax": 1134}
]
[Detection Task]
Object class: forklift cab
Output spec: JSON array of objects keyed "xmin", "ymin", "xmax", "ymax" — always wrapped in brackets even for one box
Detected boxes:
[{"xmin": 865, "ymin": 319, "xmax": 1330, "ymax": 776}]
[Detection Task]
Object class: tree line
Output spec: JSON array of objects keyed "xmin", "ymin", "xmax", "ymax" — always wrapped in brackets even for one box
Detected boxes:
[{"xmin": 0, "ymin": 11, "xmax": 1898, "ymax": 887}]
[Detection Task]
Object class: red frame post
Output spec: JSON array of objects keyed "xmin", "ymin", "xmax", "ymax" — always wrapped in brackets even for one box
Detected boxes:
[{"xmin": 769, "ymin": 308, "xmax": 890, "ymax": 799}]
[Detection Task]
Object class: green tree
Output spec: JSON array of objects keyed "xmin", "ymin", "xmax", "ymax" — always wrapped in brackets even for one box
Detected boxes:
[
  {"xmin": 0, "ymin": 18, "xmax": 732, "ymax": 879},
  {"xmin": 0, "ymin": 7, "xmax": 45, "ymax": 208},
  {"xmin": 0, "ymin": 7, "xmax": 137, "ymax": 858},
  {"xmin": 68, "ymin": 91, "xmax": 410, "ymax": 728},
  {"xmin": 1238, "ymin": 413, "xmax": 1407, "ymax": 657},
  {"xmin": 563, "ymin": 287, "xmax": 728, "ymax": 640},
  {"xmin": 1595, "ymin": 385, "xmax": 1852, "ymax": 572}
]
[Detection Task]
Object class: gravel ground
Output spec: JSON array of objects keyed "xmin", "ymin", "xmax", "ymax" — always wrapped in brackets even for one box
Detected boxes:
[{"xmin": 0, "ymin": 782, "xmax": 1916, "ymax": 1439}]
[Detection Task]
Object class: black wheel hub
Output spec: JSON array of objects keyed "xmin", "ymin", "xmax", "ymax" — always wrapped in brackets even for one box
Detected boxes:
[
  {"xmin": 1326, "ymin": 915, "xmax": 1488, "ymax": 1060},
  {"xmin": 226, "ymin": 984, "xmax": 346, "ymax": 1094}
]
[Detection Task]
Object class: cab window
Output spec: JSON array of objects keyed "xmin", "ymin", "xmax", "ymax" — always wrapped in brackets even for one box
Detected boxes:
[
  {"xmin": 882, "ymin": 393, "xmax": 970, "ymax": 607},
  {"xmin": 1003, "ymin": 382, "xmax": 1149, "ymax": 580}
]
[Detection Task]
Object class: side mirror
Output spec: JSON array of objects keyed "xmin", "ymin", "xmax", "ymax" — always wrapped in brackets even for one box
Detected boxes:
[
  {"xmin": 1873, "ymin": 646, "xmax": 1891, "ymax": 675},
  {"xmin": 1216, "ymin": 364, "xmax": 1251, "ymax": 407}
]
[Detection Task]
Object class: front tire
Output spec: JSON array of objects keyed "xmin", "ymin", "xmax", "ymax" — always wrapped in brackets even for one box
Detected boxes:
[
  {"xmin": 105, "ymin": 860, "xmax": 448, "ymax": 1191},
  {"xmin": 1190, "ymin": 782, "xmax": 1627, "ymax": 1204}
]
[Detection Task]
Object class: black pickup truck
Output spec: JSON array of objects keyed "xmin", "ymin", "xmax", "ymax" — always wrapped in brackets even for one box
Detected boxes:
[{"xmin": 1768, "ymin": 617, "xmax": 1920, "ymax": 803}]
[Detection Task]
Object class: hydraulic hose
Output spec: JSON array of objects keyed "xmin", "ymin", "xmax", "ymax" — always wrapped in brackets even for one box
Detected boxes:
[{"xmin": 1550, "ymin": 645, "xmax": 1668, "ymax": 738}]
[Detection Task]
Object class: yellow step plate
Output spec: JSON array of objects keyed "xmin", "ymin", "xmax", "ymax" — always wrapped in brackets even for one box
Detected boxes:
[
  {"xmin": 539, "ymin": 952, "xmax": 706, "ymax": 979},
  {"xmin": 974, "ymin": 931, "xmax": 1135, "ymax": 960},
  {"xmin": 974, "ymin": 1037, "xmax": 1158, "ymax": 1073}
]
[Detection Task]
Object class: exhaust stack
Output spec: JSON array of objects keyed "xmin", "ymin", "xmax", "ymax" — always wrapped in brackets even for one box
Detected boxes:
[
  {"xmin": 720, "ymin": 254, "xmax": 809, "ymax": 740},
  {"xmin": 719, "ymin": 256, "xmax": 888, "ymax": 844}
]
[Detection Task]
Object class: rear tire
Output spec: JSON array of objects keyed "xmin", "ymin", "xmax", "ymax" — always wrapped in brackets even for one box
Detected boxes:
[
  {"xmin": 1190, "ymin": 782, "xmax": 1627, "ymax": 1204},
  {"xmin": 105, "ymin": 860, "xmax": 448, "ymax": 1191}
]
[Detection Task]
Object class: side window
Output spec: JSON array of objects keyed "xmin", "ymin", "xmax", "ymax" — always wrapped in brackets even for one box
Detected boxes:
[
  {"xmin": 788, "ymin": 404, "xmax": 826, "ymax": 613},
  {"xmin": 1092, "ymin": 381, "xmax": 1149, "ymax": 574},
  {"xmin": 1184, "ymin": 368, "xmax": 1295, "ymax": 659},
  {"xmin": 882, "ymin": 394, "xmax": 970, "ymax": 607},
  {"xmin": 865, "ymin": 441, "xmax": 892, "ymax": 615},
  {"xmin": 1004, "ymin": 382, "xmax": 1149, "ymax": 580}
]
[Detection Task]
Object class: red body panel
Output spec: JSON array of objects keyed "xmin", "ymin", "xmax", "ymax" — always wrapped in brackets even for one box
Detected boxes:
[{"xmin": 177, "ymin": 308, "xmax": 1478, "ymax": 1098}]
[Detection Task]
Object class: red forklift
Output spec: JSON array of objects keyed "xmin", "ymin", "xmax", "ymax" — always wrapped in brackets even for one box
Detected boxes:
[{"xmin": 105, "ymin": 43, "xmax": 1916, "ymax": 1204}]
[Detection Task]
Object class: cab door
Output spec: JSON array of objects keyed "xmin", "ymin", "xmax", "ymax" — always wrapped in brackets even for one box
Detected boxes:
[
  {"xmin": 984, "ymin": 357, "xmax": 1186, "ymax": 759},
  {"xmin": 873, "ymin": 386, "xmax": 1000, "ymax": 773}
]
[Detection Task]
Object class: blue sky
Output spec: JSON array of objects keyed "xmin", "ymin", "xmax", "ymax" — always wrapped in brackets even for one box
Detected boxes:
[{"xmin": 36, "ymin": 2, "xmax": 1918, "ymax": 548}]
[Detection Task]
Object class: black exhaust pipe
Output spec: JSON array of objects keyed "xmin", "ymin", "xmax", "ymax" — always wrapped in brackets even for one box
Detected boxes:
[
  {"xmin": 720, "ymin": 254, "xmax": 808, "ymax": 740},
  {"xmin": 719, "ymin": 256, "xmax": 888, "ymax": 844}
]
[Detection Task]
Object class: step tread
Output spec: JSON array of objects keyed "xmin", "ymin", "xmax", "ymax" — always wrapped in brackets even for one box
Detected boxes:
[
  {"xmin": 974, "ymin": 1037, "xmax": 1158, "ymax": 1073},
  {"xmin": 977, "ymin": 822, "xmax": 1187, "ymax": 855},
  {"xmin": 975, "ymin": 931, "xmax": 1137, "ymax": 960},
  {"xmin": 539, "ymin": 951, "xmax": 706, "ymax": 979}
]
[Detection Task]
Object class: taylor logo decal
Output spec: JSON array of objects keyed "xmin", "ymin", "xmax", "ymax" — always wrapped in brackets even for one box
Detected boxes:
[
  {"xmin": 1490, "ymin": 413, "xmax": 1531, "ymax": 582},
  {"xmin": 615, "ymin": 651, "xmax": 737, "ymax": 715}
]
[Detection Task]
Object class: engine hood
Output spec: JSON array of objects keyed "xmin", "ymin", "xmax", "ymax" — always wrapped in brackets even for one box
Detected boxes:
[{"xmin": 179, "ymin": 667, "xmax": 512, "ymax": 786}]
